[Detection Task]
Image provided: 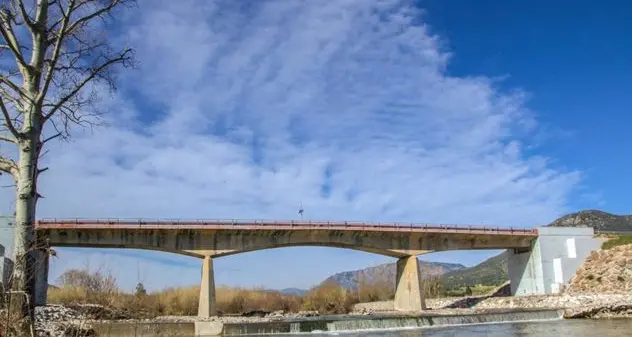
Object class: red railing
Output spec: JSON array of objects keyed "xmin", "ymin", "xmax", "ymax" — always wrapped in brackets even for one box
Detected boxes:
[{"xmin": 34, "ymin": 218, "xmax": 538, "ymax": 236}]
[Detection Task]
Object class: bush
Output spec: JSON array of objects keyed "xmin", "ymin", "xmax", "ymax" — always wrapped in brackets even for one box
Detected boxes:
[
  {"xmin": 601, "ymin": 235, "xmax": 632, "ymax": 250},
  {"xmin": 301, "ymin": 281, "xmax": 356, "ymax": 314},
  {"xmin": 424, "ymin": 277, "xmax": 447, "ymax": 299},
  {"xmin": 50, "ymin": 268, "xmax": 120, "ymax": 306},
  {"xmin": 357, "ymin": 278, "xmax": 394, "ymax": 303}
]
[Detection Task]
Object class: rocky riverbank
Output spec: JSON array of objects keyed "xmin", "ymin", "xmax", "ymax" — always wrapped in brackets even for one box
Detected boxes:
[
  {"xmin": 29, "ymin": 293, "xmax": 632, "ymax": 336},
  {"xmin": 353, "ymin": 293, "xmax": 632, "ymax": 319}
]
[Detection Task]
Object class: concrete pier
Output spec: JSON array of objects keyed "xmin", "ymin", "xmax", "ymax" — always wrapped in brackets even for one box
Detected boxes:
[
  {"xmin": 394, "ymin": 255, "xmax": 426, "ymax": 311},
  {"xmin": 33, "ymin": 249, "xmax": 49, "ymax": 306},
  {"xmin": 198, "ymin": 255, "xmax": 217, "ymax": 317}
]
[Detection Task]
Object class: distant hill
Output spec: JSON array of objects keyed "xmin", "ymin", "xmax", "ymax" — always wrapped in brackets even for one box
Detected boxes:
[
  {"xmin": 322, "ymin": 260, "xmax": 466, "ymax": 290},
  {"xmin": 279, "ymin": 288, "xmax": 307, "ymax": 296},
  {"xmin": 440, "ymin": 252, "xmax": 508, "ymax": 289},
  {"xmin": 547, "ymin": 210, "xmax": 632, "ymax": 232}
]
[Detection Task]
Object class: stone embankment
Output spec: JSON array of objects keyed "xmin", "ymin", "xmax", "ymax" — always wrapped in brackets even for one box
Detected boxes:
[
  {"xmin": 353, "ymin": 293, "xmax": 632, "ymax": 319},
  {"xmin": 565, "ymin": 244, "xmax": 632, "ymax": 294},
  {"xmin": 34, "ymin": 305, "xmax": 96, "ymax": 337}
]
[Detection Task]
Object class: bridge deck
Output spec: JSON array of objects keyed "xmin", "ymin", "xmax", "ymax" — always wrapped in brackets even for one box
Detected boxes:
[{"xmin": 35, "ymin": 219, "xmax": 538, "ymax": 236}]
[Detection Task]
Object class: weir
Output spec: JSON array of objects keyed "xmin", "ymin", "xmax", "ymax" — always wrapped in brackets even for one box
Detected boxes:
[{"xmin": 196, "ymin": 309, "xmax": 565, "ymax": 336}]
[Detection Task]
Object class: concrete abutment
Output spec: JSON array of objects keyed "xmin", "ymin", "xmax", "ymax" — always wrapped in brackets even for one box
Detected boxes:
[
  {"xmin": 506, "ymin": 227, "xmax": 605, "ymax": 296},
  {"xmin": 198, "ymin": 255, "xmax": 217, "ymax": 317},
  {"xmin": 394, "ymin": 255, "xmax": 426, "ymax": 312}
]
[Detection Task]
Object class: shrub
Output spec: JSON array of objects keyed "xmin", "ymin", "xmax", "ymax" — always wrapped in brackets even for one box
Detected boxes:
[
  {"xmin": 301, "ymin": 281, "xmax": 355, "ymax": 314},
  {"xmin": 601, "ymin": 236, "xmax": 632, "ymax": 250}
]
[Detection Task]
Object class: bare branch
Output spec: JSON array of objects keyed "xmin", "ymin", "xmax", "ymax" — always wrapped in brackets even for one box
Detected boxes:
[
  {"xmin": 37, "ymin": 0, "xmax": 74, "ymax": 104},
  {"xmin": 42, "ymin": 131, "xmax": 60, "ymax": 144},
  {"xmin": 65, "ymin": 0, "xmax": 126, "ymax": 35},
  {"xmin": 0, "ymin": 133, "xmax": 16, "ymax": 143},
  {"xmin": 0, "ymin": 95, "xmax": 21, "ymax": 139},
  {"xmin": 0, "ymin": 8, "xmax": 29, "ymax": 69},
  {"xmin": 0, "ymin": 74, "xmax": 25, "ymax": 96},
  {"xmin": 14, "ymin": 0, "xmax": 36, "ymax": 30},
  {"xmin": 0, "ymin": 154, "xmax": 18, "ymax": 178},
  {"xmin": 44, "ymin": 48, "xmax": 133, "ymax": 120}
]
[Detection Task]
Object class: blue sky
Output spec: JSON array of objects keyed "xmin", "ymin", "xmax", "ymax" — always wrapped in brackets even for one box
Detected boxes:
[{"xmin": 0, "ymin": 0, "xmax": 629, "ymax": 292}]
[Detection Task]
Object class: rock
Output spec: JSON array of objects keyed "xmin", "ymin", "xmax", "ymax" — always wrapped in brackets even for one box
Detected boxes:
[{"xmin": 565, "ymin": 244, "xmax": 632, "ymax": 294}]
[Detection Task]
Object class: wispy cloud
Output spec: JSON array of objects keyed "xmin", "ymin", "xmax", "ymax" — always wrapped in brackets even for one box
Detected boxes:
[{"xmin": 1, "ymin": 0, "xmax": 580, "ymax": 290}]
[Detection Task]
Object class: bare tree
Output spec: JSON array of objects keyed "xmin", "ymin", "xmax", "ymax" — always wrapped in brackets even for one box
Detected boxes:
[{"xmin": 0, "ymin": 0, "xmax": 135, "ymax": 333}]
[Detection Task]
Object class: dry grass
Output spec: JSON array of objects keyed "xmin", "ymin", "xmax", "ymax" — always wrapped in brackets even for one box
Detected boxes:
[
  {"xmin": 47, "ymin": 269, "xmax": 304, "ymax": 317},
  {"xmin": 301, "ymin": 281, "xmax": 357, "ymax": 314},
  {"xmin": 47, "ymin": 268, "xmax": 456, "ymax": 317}
]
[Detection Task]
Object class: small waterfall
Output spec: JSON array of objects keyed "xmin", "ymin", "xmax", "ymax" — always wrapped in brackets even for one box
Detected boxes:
[
  {"xmin": 219, "ymin": 309, "xmax": 564, "ymax": 336},
  {"xmin": 327, "ymin": 317, "xmax": 430, "ymax": 331},
  {"xmin": 429, "ymin": 310, "xmax": 564, "ymax": 327}
]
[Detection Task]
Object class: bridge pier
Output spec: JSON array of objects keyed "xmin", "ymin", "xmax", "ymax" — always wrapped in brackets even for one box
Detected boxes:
[
  {"xmin": 198, "ymin": 255, "xmax": 217, "ymax": 317},
  {"xmin": 394, "ymin": 255, "xmax": 426, "ymax": 312},
  {"xmin": 33, "ymin": 249, "xmax": 49, "ymax": 306}
]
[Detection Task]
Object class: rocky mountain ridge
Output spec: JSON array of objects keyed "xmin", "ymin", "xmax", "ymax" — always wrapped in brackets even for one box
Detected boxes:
[{"xmin": 547, "ymin": 209, "xmax": 632, "ymax": 232}]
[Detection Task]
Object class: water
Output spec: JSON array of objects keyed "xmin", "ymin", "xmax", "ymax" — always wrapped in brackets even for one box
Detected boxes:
[
  {"xmin": 339, "ymin": 319, "xmax": 632, "ymax": 336},
  {"xmin": 93, "ymin": 319, "xmax": 632, "ymax": 337}
]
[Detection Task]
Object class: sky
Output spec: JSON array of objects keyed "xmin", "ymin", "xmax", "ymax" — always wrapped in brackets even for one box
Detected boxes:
[{"xmin": 1, "ymin": 0, "xmax": 631, "ymax": 292}]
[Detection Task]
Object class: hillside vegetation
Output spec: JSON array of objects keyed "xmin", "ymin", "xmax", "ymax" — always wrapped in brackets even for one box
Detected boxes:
[
  {"xmin": 602, "ymin": 235, "xmax": 632, "ymax": 250},
  {"xmin": 440, "ymin": 253, "xmax": 508, "ymax": 290}
]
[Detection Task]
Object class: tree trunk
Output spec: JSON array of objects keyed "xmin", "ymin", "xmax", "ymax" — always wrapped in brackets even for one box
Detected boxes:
[{"xmin": 9, "ymin": 138, "xmax": 39, "ymax": 337}]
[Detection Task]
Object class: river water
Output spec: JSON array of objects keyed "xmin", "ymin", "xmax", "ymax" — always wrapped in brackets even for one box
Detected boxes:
[{"xmin": 94, "ymin": 319, "xmax": 632, "ymax": 337}]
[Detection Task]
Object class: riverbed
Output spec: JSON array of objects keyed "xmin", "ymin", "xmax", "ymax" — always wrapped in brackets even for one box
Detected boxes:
[{"xmin": 92, "ymin": 319, "xmax": 632, "ymax": 337}]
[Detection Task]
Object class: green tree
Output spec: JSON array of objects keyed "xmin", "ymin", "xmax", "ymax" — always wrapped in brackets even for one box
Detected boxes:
[
  {"xmin": 465, "ymin": 285, "xmax": 473, "ymax": 296},
  {"xmin": 135, "ymin": 282, "xmax": 147, "ymax": 297}
]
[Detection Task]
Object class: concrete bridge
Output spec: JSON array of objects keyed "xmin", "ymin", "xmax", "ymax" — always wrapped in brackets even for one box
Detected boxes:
[{"xmin": 31, "ymin": 218, "xmax": 541, "ymax": 316}]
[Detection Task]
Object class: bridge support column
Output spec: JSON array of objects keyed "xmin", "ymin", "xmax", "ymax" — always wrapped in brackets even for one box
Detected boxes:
[
  {"xmin": 394, "ymin": 255, "xmax": 426, "ymax": 312},
  {"xmin": 198, "ymin": 255, "xmax": 217, "ymax": 317},
  {"xmin": 33, "ymin": 249, "xmax": 49, "ymax": 306}
]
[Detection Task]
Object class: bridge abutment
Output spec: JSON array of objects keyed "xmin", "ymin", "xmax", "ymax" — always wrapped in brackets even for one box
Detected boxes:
[
  {"xmin": 198, "ymin": 255, "xmax": 217, "ymax": 317},
  {"xmin": 507, "ymin": 227, "xmax": 605, "ymax": 295},
  {"xmin": 394, "ymin": 255, "xmax": 426, "ymax": 312}
]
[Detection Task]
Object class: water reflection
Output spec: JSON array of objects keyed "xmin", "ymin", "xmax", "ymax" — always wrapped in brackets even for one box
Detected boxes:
[{"xmin": 94, "ymin": 322, "xmax": 193, "ymax": 337}]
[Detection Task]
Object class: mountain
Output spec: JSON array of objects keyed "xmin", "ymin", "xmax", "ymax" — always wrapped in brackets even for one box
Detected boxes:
[
  {"xmin": 322, "ymin": 260, "xmax": 466, "ymax": 290},
  {"xmin": 440, "ymin": 252, "xmax": 508, "ymax": 289},
  {"xmin": 547, "ymin": 210, "xmax": 632, "ymax": 232},
  {"xmin": 279, "ymin": 288, "xmax": 307, "ymax": 296}
]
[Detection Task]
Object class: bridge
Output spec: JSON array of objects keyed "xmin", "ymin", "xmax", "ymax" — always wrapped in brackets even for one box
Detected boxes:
[{"xmin": 26, "ymin": 218, "xmax": 601, "ymax": 317}]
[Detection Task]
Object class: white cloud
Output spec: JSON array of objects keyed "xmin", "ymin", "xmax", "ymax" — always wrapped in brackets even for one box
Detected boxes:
[{"xmin": 1, "ymin": 0, "xmax": 580, "ymax": 291}]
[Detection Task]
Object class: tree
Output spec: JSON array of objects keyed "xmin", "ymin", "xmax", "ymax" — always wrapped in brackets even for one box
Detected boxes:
[
  {"xmin": 134, "ymin": 282, "xmax": 146, "ymax": 297},
  {"xmin": 0, "ymin": 0, "xmax": 135, "ymax": 333},
  {"xmin": 465, "ymin": 285, "xmax": 473, "ymax": 296}
]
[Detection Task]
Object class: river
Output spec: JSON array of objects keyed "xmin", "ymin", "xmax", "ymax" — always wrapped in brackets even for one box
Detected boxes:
[{"xmin": 94, "ymin": 319, "xmax": 632, "ymax": 337}]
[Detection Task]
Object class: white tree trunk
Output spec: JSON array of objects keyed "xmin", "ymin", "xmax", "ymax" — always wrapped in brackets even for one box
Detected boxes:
[{"xmin": 10, "ymin": 137, "xmax": 39, "ymax": 326}]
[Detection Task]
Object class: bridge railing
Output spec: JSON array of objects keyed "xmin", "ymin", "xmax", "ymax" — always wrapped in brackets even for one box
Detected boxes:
[{"xmin": 35, "ymin": 218, "xmax": 538, "ymax": 235}]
